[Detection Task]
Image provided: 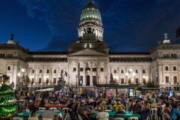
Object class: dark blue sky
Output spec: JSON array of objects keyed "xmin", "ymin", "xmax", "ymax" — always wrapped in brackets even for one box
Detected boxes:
[{"xmin": 1, "ymin": 0, "xmax": 180, "ymax": 52}]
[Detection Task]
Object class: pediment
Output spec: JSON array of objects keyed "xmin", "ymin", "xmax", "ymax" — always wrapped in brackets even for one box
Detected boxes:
[{"xmin": 69, "ymin": 49, "xmax": 107, "ymax": 56}]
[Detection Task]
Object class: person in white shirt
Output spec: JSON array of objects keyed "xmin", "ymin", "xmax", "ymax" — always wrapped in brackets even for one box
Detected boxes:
[{"xmin": 96, "ymin": 106, "xmax": 109, "ymax": 120}]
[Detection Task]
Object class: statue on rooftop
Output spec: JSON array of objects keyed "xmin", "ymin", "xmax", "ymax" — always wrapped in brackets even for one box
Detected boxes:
[{"xmin": 11, "ymin": 34, "xmax": 14, "ymax": 40}]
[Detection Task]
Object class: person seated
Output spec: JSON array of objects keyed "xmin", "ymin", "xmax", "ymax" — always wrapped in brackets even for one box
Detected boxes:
[
  {"xmin": 44, "ymin": 97, "xmax": 50, "ymax": 107},
  {"xmin": 115, "ymin": 106, "xmax": 125, "ymax": 115},
  {"xmin": 96, "ymin": 106, "xmax": 109, "ymax": 120},
  {"xmin": 29, "ymin": 108, "xmax": 41, "ymax": 118},
  {"xmin": 34, "ymin": 99, "xmax": 40, "ymax": 110},
  {"xmin": 42, "ymin": 107, "xmax": 59, "ymax": 120},
  {"xmin": 164, "ymin": 102, "xmax": 172, "ymax": 115},
  {"xmin": 97, "ymin": 102, "xmax": 103, "ymax": 111},
  {"xmin": 85, "ymin": 102, "xmax": 95, "ymax": 113},
  {"xmin": 27, "ymin": 100, "xmax": 35, "ymax": 111},
  {"xmin": 145, "ymin": 101, "xmax": 150, "ymax": 110},
  {"xmin": 114, "ymin": 101, "xmax": 125, "ymax": 112},
  {"xmin": 133, "ymin": 100, "xmax": 142, "ymax": 114},
  {"xmin": 170, "ymin": 104, "xmax": 180, "ymax": 120},
  {"xmin": 78, "ymin": 102, "xmax": 91, "ymax": 120}
]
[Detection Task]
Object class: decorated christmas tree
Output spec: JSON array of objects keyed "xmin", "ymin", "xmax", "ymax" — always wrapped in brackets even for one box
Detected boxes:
[{"xmin": 0, "ymin": 75, "xmax": 17, "ymax": 119}]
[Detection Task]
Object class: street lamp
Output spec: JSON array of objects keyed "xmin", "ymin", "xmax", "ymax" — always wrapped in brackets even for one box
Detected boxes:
[{"xmin": 76, "ymin": 75, "xmax": 78, "ymax": 95}]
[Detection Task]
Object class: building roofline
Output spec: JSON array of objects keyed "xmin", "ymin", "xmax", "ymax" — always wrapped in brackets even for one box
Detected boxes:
[
  {"xmin": 28, "ymin": 51, "xmax": 68, "ymax": 55},
  {"xmin": 109, "ymin": 52, "xmax": 150, "ymax": 55}
]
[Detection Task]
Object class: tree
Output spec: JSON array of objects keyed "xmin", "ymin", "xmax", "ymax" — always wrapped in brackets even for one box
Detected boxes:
[
  {"xmin": 146, "ymin": 82, "xmax": 155, "ymax": 88},
  {"xmin": 0, "ymin": 75, "xmax": 17, "ymax": 119}
]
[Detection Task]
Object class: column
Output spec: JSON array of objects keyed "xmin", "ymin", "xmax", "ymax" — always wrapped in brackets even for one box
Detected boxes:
[
  {"xmin": 158, "ymin": 65, "xmax": 163, "ymax": 84},
  {"xmin": 83, "ymin": 62, "xmax": 86, "ymax": 86},
  {"xmin": 13, "ymin": 65, "xmax": 18, "ymax": 89},
  {"xmin": 170, "ymin": 65, "xmax": 172, "ymax": 83},
  {"xmin": 140, "ymin": 68, "xmax": 143, "ymax": 84},
  {"xmin": 178, "ymin": 66, "xmax": 180, "ymax": 84},
  {"xmin": 125, "ymin": 68, "xmax": 127, "ymax": 84},
  {"xmin": 35, "ymin": 67, "xmax": 38, "ymax": 83},
  {"xmin": 76, "ymin": 62, "xmax": 79, "ymax": 87},
  {"xmin": 90, "ymin": 62, "xmax": 93, "ymax": 86},
  {"xmin": 119, "ymin": 67, "xmax": 121, "ymax": 84}
]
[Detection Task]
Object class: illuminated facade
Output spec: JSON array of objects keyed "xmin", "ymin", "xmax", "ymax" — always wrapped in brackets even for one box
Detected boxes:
[{"xmin": 0, "ymin": 0, "xmax": 180, "ymax": 93}]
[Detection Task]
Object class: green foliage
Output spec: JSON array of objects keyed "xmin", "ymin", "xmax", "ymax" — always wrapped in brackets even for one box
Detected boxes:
[
  {"xmin": 146, "ymin": 82, "xmax": 155, "ymax": 87},
  {"xmin": 24, "ymin": 76, "xmax": 30, "ymax": 84}
]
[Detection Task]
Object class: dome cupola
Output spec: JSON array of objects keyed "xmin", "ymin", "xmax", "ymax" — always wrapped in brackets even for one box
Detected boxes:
[{"xmin": 80, "ymin": 0, "xmax": 102, "ymax": 22}]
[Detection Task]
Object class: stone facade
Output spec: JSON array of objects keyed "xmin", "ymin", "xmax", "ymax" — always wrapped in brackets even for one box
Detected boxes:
[{"xmin": 0, "ymin": 0, "xmax": 180, "ymax": 93}]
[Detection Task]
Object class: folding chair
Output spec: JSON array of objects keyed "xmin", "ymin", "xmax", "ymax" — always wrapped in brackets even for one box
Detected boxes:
[
  {"xmin": 49, "ymin": 107, "xmax": 57, "ymax": 111},
  {"xmin": 13, "ymin": 117, "xmax": 23, "ymax": 120},
  {"xmin": 39, "ymin": 107, "xmax": 46, "ymax": 111},
  {"xmin": 128, "ymin": 117, "xmax": 139, "ymax": 120}
]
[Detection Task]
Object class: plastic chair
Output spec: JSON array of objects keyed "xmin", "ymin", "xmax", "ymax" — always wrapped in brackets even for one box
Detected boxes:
[
  {"xmin": 162, "ymin": 112, "xmax": 172, "ymax": 120},
  {"xmin": 62, "ymin": 107, "xmax": 69, "ymax": 113},
  {"xmin": 28, "ymin": 117, "xmax": 39, "ymax": 120},
  {"xmin": 13, "ymin": 117, "xmax": 23, "ymax": 120},
  {"xmin": 128, "ymin": 117, "xmax": 139, "ymax": 120},
  {"xmin": 49, "ymin": 101, "xmax": 54, "ymax": 104},
  {"xmin": 39, "ymin": 107, "xmax": 46, "ymax": 111},
  {"xmin": 115, "ymin": 118, "xmax": 124, "ymax": 120},
  {"xmin": 150, "ymin": 108, "xmax": 158, "ymax": 120},
  {"xmin": 43, "ymin": 118, "xmax": 53, "ymax": 120},
  {"xmin": 105, "ymin": 110, "xmax": 112, "ymax": 111},
  {"xmin": 78, "ymin": 114, "xmax": 83, "ymax": 120},
  {"xmin": 49, "ymin": 107, "xmax": 57, "ymax": 111}
]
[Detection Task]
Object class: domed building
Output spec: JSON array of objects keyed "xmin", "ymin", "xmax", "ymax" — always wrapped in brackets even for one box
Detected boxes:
[
  {"xmin": 78, "ymin": 0, "xmax": 104, "ymax": 41},
  {"xmin": 0, "ymin": 0, "xmax": 180, "ymax": 96}
]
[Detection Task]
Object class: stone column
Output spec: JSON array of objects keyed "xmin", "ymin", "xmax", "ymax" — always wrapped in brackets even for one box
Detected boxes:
[
  {"xmin": 76, "ymin": 62, "xmax": 79, "ymax": 87},
  {"xmin": 119, "ymin": 67, "xmax": 121, "ymax": 84},
  {"xmin": 170, "ymin": 65, "xmax": 172, "ymax": 83},
  {"xmin": 125, "ymin": 68, "xmax": 127, "ymax": 84},
  {"xmin": 90, "ymin": 62, "xmax": 93, "ymax": 86},
  {"xmin": 35, "ymin": 67, "xmax": 38, "ymax": 83},
  {"xmin": 178, "ymin": 66, "xmax": 180, "ymax": 84},
  {"xmin": 158, "ymin": 65, "xmax": 163, "ymax": 84},
  {"xmin": 83, "ymin": 62, "xmax": 86, "ymax": 86},
  {"xmin": 140, "ymin": 68, "xmax": 143, "ymax": 84},
  {"xmin": 13, "ymin": 65, "xmax": 18, "ymax": 89}
]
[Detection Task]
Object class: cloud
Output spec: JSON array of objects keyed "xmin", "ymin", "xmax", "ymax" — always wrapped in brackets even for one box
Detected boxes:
[{"xmin": 19, "ymin": 0, "xmax": 180, "ymax": 52}]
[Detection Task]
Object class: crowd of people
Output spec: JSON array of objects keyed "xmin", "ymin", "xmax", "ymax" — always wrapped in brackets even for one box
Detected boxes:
[{"xmin": 14, "ymin": 90, "xmax": 180, "ymax": 120}]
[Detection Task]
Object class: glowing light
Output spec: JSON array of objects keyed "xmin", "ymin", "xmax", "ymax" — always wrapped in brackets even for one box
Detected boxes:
[
  {"xmin": 21, "ymin": 69, "xmax": 25, "ymax": 72},
  {"xmin": 17, "ymin": 73, "xmax": 21, "ymax": 77},
  {"xmin": 126, "ymin": 73, "xmax": 129, "ymax": 76}
]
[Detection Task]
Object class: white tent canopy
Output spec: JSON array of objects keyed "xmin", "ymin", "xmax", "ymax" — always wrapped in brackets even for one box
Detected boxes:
[{"xmin": 36, "ymin": 88, "xmax": 54, "ymax": 92}]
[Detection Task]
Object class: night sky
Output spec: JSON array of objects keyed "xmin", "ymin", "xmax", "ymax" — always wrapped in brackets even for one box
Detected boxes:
[{"xmin": 1, "ymin": 0, "xmax": 180, "ymax": 52}]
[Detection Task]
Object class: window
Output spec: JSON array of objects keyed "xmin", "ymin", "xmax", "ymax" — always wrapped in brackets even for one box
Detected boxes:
[
  {"xmin": 31, "ymin": 78, "xmax": 34, "ymax": 83},
  {"xmin": 32, "ymin": 70, "xmax": 35, "ymax": 73},
  {"xmin": 8, "ymin": 66, "xmax": 11, "ymax": 70},
  {"xmin": 86, "ymin": 68, "xmax": 90, "ymax": 71},
  {"xmin": 61, "ymin": 70, "xmax": 63, "ymax": 73},
  {"xmin": 121, "ymin": 70, "xmax": 124, "ymax": 73},
  {"xmin": 143, "ymin": 70, "xmax": 145, "ymax": 74},
  {"xmin": 53, "ymin": 78, "xmax": 56, "ymax": 83},
  {"xmin": 0, "ymin": 53, "xmax": 5, "ymax": 57},
  {"xmin": 136, "ymin": 70, "xmax": 138, "ymax": 73},
  {"xmin": 166, "ymin": 76, "xmax": 169, "ymax": 83},
  {"xmin": 174, "ymin": 76, "xmax": 177, "ymax": 83},
  {"xmin": 80, "ymin": 68, "xmax": 83, "ymax": 72},
  {"xmin": 171, "ymin": 54, "xmax": 176, "ymax": 58},
  {"xmin": 173, "ymin": 66, "xmax": 177, "ymax": 71},
  {"xmin": 114, "ymin": 70, "xmax": 117, "ymax": 73},
  {"xmin": 174, "ymin": 87, "xmax": 177, "ymax": 91},
  {"xmin": 169, "ymin": 87, "xmax": 171, "ymax": 90},
  {"xmin": 136, "ymin": 78, "xmax": 139, "ymax": 84},
  {"xmin": 39, "ymin": 70, "xmax": 42, "ymax": 73},
  {"xmin": 39, "ymin": 78, "xmax": 41, "ymax": 83},
  {"xmin": 143, "ymin": 78, "xmax": 146, "ymax": 84},
  {"xmin": 54, "ymin": 70, "xmax": 56, "ymax": 73},
  {"xmin": 177, "ymin": 87, "xmax": 179, "ymax": 91},
  {"xmin": 93, "ymin": 68, "xmax": 97, "ymax": 72},
  {"xmin": 47, "ymin": 70, "xmax": 49, "ymax": 73},
  {"xmin": 101, "ymin": 68, "xmax": 104, "ymax": 72},
  {"xmin": 73, "ymin": 68, "xmax": 76, "ymax": 72},
  {"xmin": 165, "ymin": 66, "xmax": 168, "ymax": 71},
  {"xmin": 121, "ymin": 78, "xmax": 124, "ymax": 84}
]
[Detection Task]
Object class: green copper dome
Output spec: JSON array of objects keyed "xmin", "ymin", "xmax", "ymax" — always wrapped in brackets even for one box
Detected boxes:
[{"xmin": 80, "ymin": 0, "xmax": 102, "ymax": 22}]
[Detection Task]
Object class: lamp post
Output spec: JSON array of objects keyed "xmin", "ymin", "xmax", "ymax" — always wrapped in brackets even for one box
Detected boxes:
[
  {"xmin": 105, "ymin": 75, "xmax": 107, "ymax": 97},
  {"xmin": 76, "ymin": 75, "xmax": 78, "ymax": 95}
]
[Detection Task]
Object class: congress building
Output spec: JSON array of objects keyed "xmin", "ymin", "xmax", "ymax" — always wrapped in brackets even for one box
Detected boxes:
[{"xmin": 0, "ymin": 0, "xmax": 180, "ymax": 95}]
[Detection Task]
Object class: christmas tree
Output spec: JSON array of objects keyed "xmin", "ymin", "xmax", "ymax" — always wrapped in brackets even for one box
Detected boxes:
[{"xmin": 0, "ymin": 75, "xmax": 17, "ymax": 119}]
